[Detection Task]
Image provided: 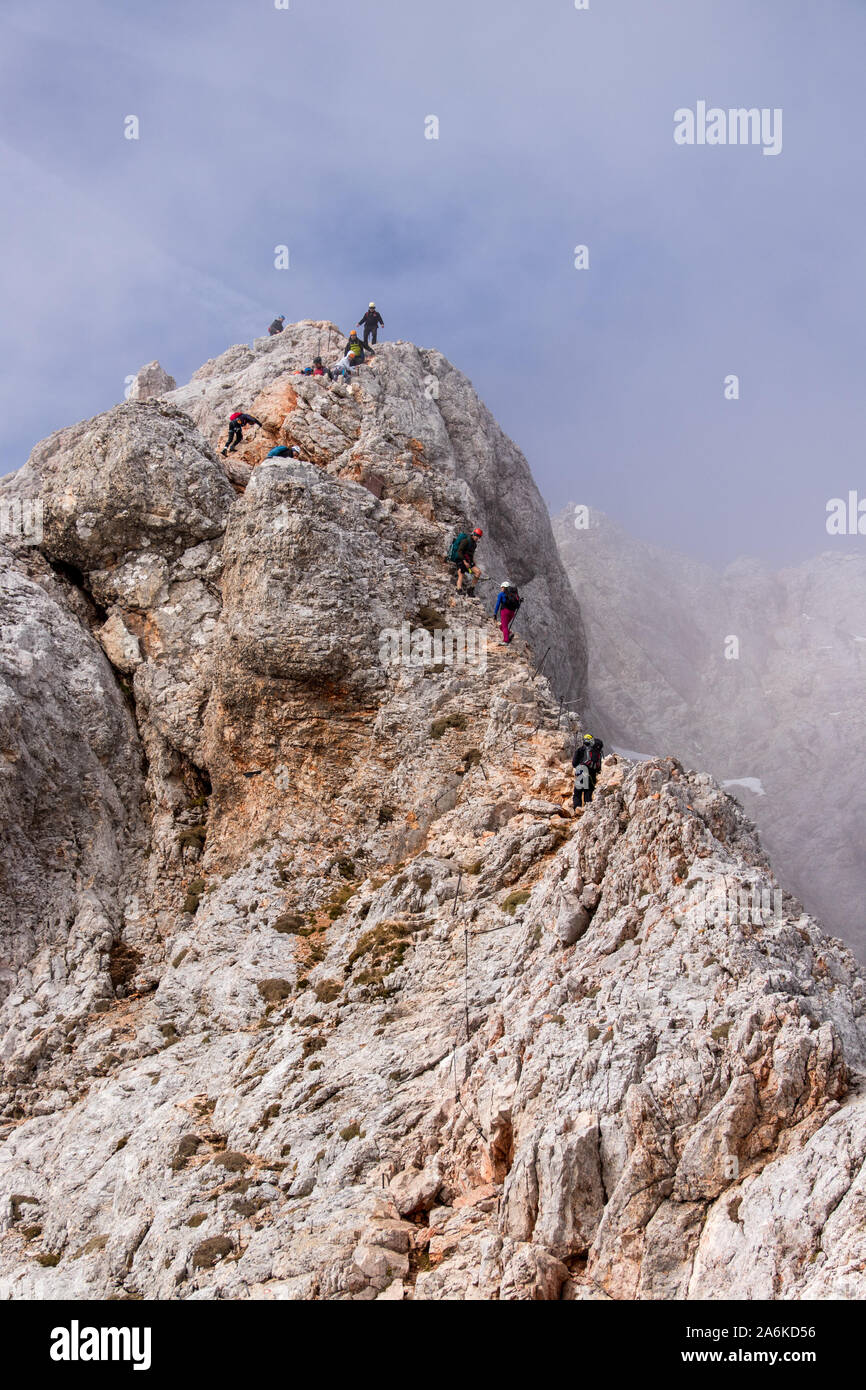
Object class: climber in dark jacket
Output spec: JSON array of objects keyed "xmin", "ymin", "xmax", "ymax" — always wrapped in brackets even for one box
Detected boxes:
[
  {"xmin": 572, "ymin": 734, "xmax": 604, "ymax": 808},
  {"xmin": 453, "ymin": 528, "xmax": 483, "ymax": 592},
  {"xmin": 222, "ymin": 411, "xmax": 263, "ymax": 456},
  {"xmin": 268, "ymin": 316, "xmax": 285, "ymax": 336},
  {"xmin": 343, "ymin": 330, "xmax": 373, "ymax": 363},
  {"xmin": 572, "ymin": 763, "xmax": 591, "ymax": 809},
  {"xmin": 358, "ymin": 303, "xmax": 384, "ymax": 346}
]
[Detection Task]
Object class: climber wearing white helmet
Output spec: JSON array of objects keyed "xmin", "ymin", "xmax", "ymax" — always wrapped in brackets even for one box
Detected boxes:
[
  {"xmin": 357, "ymin": 301, "xmax": 384, "ymax": 347},
  {"xmin": 494, "ymin": 581, "xmax": 522, "ymax": 644}
]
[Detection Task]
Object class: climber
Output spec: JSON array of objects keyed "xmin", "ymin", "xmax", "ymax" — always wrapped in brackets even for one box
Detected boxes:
[
  {"xmin": 296, "ymin": 357, "xmax": 328, "ymax": 377},
  {"xmin": 494, "ymin": 581, "xmax": 521, "ymax": 643},
  {"xmin": 329, "ymin": 353, "xmax": 355, "ymax": 384},
  {"xmin": 357, "ymin": 302, "xmax": 384, "ymax": 347},
  {"xmin": 265, "ymin": 444, "xmax": 301, "ymax": 460},
  {"xmin": 448, "ymin": 528, "xmax": 483, "ymax": 593},
  {"xmin": 572, "ymin": 763, "xmax": 591, "ymax": 809},
  {"xmin": 268, "ymin": 315, "xmax": 286, "ymax": 336},
  {"xmin": 222, "ymin": 410, "xmax": 263, "ymax": 456},
  {"xmin": 572, "ymin": 733, "xmax": 604, "ymax": 807},
  {"xmin": 343, "ymin": 329, "xmax": 374, "ymax": 364}
]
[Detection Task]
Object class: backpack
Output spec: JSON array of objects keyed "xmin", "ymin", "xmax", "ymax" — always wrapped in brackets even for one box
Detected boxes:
[
  {"xmin": 586, "ymin": 738, "xmax": 604, "ymax": 773},
  {"xmin": 502, "ymin": 585, "xmax": 521, "ymax": 611},
  {"xmin": 448, "ymin": 532, "xmax": 469, "ymax": 562}
]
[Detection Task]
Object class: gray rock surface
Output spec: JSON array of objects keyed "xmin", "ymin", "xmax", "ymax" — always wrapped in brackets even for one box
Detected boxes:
[
  {"xmin": 555, "ymin": 506, "xmax": 866, "ymax": 959},
  {"xmin": 0, "ymin": 328, "xmax": 862, "ymax": 1301},
  {"xmin": 0, "ymin": 547, "xmax": 147, "ymax": 1075},
  {"xmin": 127, "ymin": 361, "xmax": 177, "ymax": 401}
]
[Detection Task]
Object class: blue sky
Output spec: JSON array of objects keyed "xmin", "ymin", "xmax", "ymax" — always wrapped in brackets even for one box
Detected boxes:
[{"xmin": 1, "ymin": 0, "xmax": 864, "ymax": 566}]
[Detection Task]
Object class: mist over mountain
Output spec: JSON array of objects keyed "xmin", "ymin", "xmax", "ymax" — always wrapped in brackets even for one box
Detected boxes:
[{"xmin": 555, "ymin": 506, "xmax": 866, "ymax": 959}]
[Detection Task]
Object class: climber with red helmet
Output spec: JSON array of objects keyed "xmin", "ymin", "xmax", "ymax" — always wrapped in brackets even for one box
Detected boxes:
[
  {"xmin": 449, "ymin": 527, "xmax": 483, "ymax": 593},
  {"xmin": 357, "ymin": 302, "xmax": 384, "ymax": 347}
]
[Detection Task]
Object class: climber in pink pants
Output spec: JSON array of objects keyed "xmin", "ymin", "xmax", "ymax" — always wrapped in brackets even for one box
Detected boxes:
[{"xmin": 494, "ymin": 581, "xmax": 521, "ymax": 644}]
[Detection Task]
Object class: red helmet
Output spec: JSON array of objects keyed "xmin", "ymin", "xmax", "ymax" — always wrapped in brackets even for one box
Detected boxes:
[{"xmin": 473, "ymin": 527, "xmax": 483, "ymax": 537}]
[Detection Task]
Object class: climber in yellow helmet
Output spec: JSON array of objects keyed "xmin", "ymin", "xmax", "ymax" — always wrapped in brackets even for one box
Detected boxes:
[{"xmin": 572, "ymin": 733, "xmax": 604, "ymax": 810}]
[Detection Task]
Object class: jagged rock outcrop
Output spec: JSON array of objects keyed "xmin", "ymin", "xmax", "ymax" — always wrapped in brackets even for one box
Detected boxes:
[
  {"xmin": 127, "ymin": 361, "xmax": 177, "ymax": 401},
  {"xmin": 0, "ymin": 328, "xmax": 863, "ymax": 1300},
  {"xmin": 554, "ymin": 506, "xmax": 866, "ymax": 959}
]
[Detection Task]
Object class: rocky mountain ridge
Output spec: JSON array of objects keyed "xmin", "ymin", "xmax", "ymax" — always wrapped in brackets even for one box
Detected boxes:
[{"xmin": 0, "ymin": 327, "xmax": 863, "ymax": 1300}]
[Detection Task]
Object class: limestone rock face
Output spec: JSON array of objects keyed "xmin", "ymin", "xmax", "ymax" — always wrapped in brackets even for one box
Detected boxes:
[
  {"xmin": 127, "ymin": 361, "xmax": 177, "ymax": 401},
  {"xmin": 0, "ymin": 327, "xmax": 863, "ymax": 1301},
  {"xmin": 0, "ymin": 546, "xmax": 147, "ymax": 1082},
  {"xmin": 168, "ymin": 321, "xmax": 587, "ymax": 703}
]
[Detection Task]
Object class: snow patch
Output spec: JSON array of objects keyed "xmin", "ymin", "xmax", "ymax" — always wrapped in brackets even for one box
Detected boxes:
[{"xmin": 722, "ymin": 777, "xmax": 766, "ymax": 797}]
